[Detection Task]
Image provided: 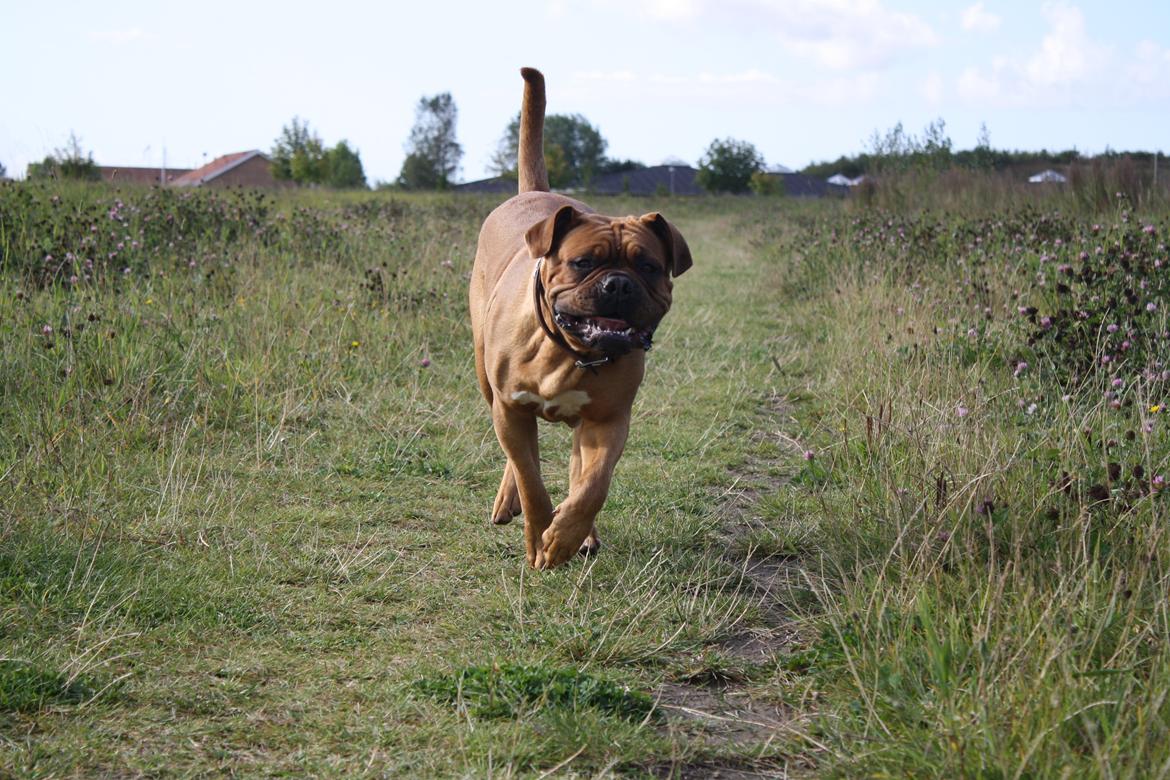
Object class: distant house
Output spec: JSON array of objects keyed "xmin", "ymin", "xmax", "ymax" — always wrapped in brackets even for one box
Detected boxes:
[
  {"xmin": 454, "ymin": 176, "xmax": 517, "ymax": 194},
  {"xmin": 171, "ymin": 150, "xmax": 279, "ymax": 188},
  {"xmin": 590, "ymin": 165, "xmax": 704, "ymax": 196},
  {"xmin": 455, "ymin": 166, "xmax": 705, "ymax": 197},
  {"xmin": 1028, "ymin": 169, "xmax": 1068, "ymax": 184},
  {"xmin": 455, "ymin": 165, "xmax": 846, "ymax": 198},
  {"xmin": 98, "ymin": 166, "xmax": 193, "ymax": 186},
  {"xmin": 827, "ymin": 173, "xmax": 866, "ymax": 187},
  {"xmin": 762, "ymin": 173, "xmax": 849, "ymax": 197}
]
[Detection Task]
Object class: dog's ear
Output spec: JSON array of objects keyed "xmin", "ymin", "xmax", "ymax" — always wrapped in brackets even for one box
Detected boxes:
[
  {"xmin": 525, "ymin": 205, "xmax": 578, "ymax": 259},
  {"xmin": 640, "ymin": 213, "xmax": 693, "ymax": 277}
]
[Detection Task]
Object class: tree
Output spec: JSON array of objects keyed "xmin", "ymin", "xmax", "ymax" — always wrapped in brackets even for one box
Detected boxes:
[
  {"xmin": 0, "ymin": 160, "xmax": 6, "ymax": 179},
  {"xmin": 970, "ymin": 122, "xmax": 994, "ymax": 171},
  {"xmin": 696, "ymin": 138, "xmax": 764, "ymax": 194},
  {"xmin": 749, "ymin": 170, "xmax": 783, "ymax": 196},
  {"xmin": 325, "ymin": 140, "xmax": 366, "ymax": 189},
  {"xmin": 489, "ymin": 112, "xmax": 608, "ymax": 188},
  {"xmin": 271, "ymin": 117, "xmax": 327, "ymax": 185},
  {"xmin": 27, "ymin": 132, "xmax": 100, "ymax": 181},
  {"xmin": 271, "ymin": 118, "xmax": 367, "ymax": 188},
  {"xmin": 866, "ymin": 118, "xmax": 952, "ymax": 173},
  {"xmin": 397, "ymin": 92, "xmax": 462, "ymax": 190}
]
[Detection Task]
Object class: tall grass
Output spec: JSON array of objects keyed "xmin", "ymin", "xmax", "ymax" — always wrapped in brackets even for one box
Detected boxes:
[
  {"xmin": 853, "ymin": 161, "xmax": 1170, "ymax": 215},
  {"xmin": 766, "ymin": 198, "xmax": 1170, "ymax": 776}
]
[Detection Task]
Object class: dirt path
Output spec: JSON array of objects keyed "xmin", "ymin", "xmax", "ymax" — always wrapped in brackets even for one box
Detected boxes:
[{"xmin": 647, "ymin": 214, "xmax": 817, "ymax": 778}]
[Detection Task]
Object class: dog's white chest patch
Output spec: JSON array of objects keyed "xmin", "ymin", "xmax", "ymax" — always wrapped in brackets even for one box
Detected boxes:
[{"xmin": 511, "ymin": 390, "xmax": 591, "ymax": 417}]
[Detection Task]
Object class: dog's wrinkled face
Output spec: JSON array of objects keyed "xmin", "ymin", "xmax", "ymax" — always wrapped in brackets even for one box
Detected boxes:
[{"xmin": 526, "ymin": 206, "xmax": 692, "ymax": 356}]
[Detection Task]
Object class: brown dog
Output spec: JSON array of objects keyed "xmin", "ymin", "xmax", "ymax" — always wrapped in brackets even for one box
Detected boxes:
[{"xmin": 470, "ymin": 68, "xmax": 692, "ymax": 569}]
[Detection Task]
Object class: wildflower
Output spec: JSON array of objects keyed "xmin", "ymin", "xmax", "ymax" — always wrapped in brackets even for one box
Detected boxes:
[
  {"xmin": 1107, "ymin": 323, "xmax": 1119, "ymax": 334},
  {"xmin": 956, "ymin": 405, "xmax": 969, "ymax": 418},
  {"xmin": 42, "ymin": 324, "xmax": 53, "ymax": 335},
  {"xmin": 1147, "ymin": 302, "xmax": 1158, "ymax": 313},
  {"xmin": 802, "ymin": 449, "xmax": 816, "ymax": 461},
  {"xmin": 145, "ymin": 298, "xmax": 153, "ymax": 305},
  {"xmin": 440, "ymin": 259, "xmax": 454, "ymax": 270},
  {"xmin": 1062, "ymin": 394, "xmax": 1072, "ymax": 402},
  {"xmin": 420, "ymin": 357, "xmax": 431, "ymax": 367},
  {"xmin": 1014, "ymin": 361, "xmax": 1028, "ymax": 378},
  {"xmin": 1152, "ymin": 405, "xmax": 1163, "ymax": 413},
  {"xmin": 967, "ymin": 327, "xmax": 978, "ymax": 338},
  {"xmin": 350, "ymin": 340, "xmax": 360, "ymax": 349},
  {"xmin": 1111, "ymin": 378, "xmax": 1124, "ymax": 388},
  {"xmin": 1154, "ymin": 475, "xmax": 1166, "ymax": 491},
  {"xmin": 1143, "ymin": 224, "xmax": 1157, "ymax": 235},
  {"xmin": 1040, "ymin": 316, "xmax": 1053, "ymax": 330},
  {"xmin": 1026, "ymin": 403, "xmax": 1038, "ymax": 415}
]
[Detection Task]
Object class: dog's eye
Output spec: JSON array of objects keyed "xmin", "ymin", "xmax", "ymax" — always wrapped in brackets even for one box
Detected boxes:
[
  {"xmin": 637, "ymin": 261, "xmax": 660, "ymax": 276},
  {"xmin": 570, "ymin": 256, "xmax": 595, "ymax": 271}
]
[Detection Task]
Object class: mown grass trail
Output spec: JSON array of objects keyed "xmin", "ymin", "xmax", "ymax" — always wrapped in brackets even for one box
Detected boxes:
[{"xmin": 2, "ymin": 189, "xmax": 810, "ymax": 777}]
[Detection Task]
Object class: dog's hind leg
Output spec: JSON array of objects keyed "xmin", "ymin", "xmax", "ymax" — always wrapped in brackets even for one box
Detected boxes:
[{"xmin": 491, "ymin": 462, "xmax": 523, "ymax": 525}]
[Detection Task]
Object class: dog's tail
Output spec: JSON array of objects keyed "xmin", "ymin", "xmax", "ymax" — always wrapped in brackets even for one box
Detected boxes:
[{"xmin": 518, "ymin": 67, "xmax": 549, "ymax": 194}]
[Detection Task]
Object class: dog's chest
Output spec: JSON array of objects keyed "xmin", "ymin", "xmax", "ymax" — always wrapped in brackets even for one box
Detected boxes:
[{"xmin": 510, "ymin": 389, "xmax": 591, "ymax": 421}]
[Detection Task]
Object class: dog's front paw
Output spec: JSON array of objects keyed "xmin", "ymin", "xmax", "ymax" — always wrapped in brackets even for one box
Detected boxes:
[{"xmin": 538, "ymin": 521, "xmax": 592, "ymax": 569}]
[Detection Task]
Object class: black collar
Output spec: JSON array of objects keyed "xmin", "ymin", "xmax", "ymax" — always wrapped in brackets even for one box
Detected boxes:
[{"xmin": 532, "ymin": 258, "xmax": 613, "ymax": 372}]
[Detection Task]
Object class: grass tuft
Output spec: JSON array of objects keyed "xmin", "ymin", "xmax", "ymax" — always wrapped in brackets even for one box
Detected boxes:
[{"xmin": 412, "ymin": 663, "xmax": 657, "ymax": 721}]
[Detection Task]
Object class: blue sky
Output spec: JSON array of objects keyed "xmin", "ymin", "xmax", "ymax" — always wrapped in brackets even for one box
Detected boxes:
[{"xmin": 3, "ymin": 1, "xmax": 1168, "ymax": 183}]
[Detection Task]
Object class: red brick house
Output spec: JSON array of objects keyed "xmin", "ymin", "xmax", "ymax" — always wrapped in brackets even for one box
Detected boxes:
[
  {"xmin": 98, "ymin": 166, "xmax": 194, "ymax": 185},
  {"xmin": 170, "ymin": 150, "xmax": 280, "ymax": 188}
]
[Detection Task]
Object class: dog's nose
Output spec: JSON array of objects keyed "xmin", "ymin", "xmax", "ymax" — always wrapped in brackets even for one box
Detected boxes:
[{"xmin": 600, "ymin": 273, "xmax": 635, "ymax": 302}]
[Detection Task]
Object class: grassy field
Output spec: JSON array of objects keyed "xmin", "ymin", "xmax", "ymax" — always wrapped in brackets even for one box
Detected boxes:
[{"xmin": 2, "ymin": 181, "xmax": 1169, "ymax": 777}]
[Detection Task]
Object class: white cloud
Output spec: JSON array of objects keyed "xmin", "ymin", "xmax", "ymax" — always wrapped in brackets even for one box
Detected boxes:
[
  {"xmin": 961, "ymin": 2, "xmax": 1001, "ymax": 32},
  {"xmin": 1025, "ymin": 2, "xmax": 1108, "ymax": 87},
  {"xmin": 641, "ymin": 0, "xmax": 703, "ymax": 20},
  {"xmin": 570, "ymin": 67, "xmax": 882, "ymax": 107},
  {"xmin": 87, "ymin": 27, "xmax": 148, "ymax": 45},
  {"xmin": 921, "ymin": 72, "xmax": 944, "ymax": 104},
  {"xmin": 1127, "ymin": 40, "xmax": 1170, "ymax": 87},
  {"xmin": 957, "ymin": 65, "xmax": 1002, "ymax": 101},
  {"xmin": 696, "ymin": 69, "xmax": 778, "ymax": 84},
  {"xmin": 610, "ymin": 0, "xmax": 937, "ymax": 70},
  {"xmin": 574, "ymin": 70, "xmax": 637, "ymax": 82},
  {"xmin": 954, "ymin": 3, "xmax": 1169, "ymax": 108},
  {"xmin": 757, "ymin": 0, "xmax": 939, "ymax": 71}
]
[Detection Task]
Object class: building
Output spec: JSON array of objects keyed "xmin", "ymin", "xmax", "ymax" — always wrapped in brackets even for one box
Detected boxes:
[
  {"xmin": 456, "ymin": 165, "xmax": 847, "ymax": 198},
  {"xmin": 1028, "ymin": 169, "xmax": 1068, "ymax": 184},
  {"xmin": 589, "ymin": 165, "xmax": 704, "ymax": 196},
  {"xmin": 827, "ymin": 173, "xmax": 866, "ymax": 187},
  {"xmin": 170, "ymin": 150, "xmax": 279, "ymax": 188},
  {"xmin": 98, "ymin": 166, "xmax": 193, "ymax": 186},
  {"xmin": 453, "ymin": 176, "xmax": 517, "ymax": 194}
]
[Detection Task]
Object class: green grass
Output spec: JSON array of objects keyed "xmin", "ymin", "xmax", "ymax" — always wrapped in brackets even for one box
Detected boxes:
[
  {"xmin": 1, "ymin": 183, "xmax": 803, "ymax": 776},
  {"xmin": 4, "ymin": 180, "xmax": 1169, "ymax": 777}
]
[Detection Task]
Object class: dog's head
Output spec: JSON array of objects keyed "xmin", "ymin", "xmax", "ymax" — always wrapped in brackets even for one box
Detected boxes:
[{"xmin": 526, "ymin": 206, "xmax": 692, "ymax": 357}]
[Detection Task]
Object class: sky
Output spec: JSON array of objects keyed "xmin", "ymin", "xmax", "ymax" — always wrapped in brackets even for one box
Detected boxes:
[{"xmin": 3, "ymin": 1, "xmax": 1169, "ymax": 184}]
